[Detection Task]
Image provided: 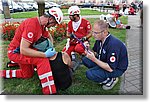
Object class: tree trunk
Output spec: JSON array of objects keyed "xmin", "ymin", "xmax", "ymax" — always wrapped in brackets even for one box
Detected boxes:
[
  {"xmin": 2, "ymin": 0, "xmax": 11, "ymax": 19},
  {"xmin": 36, "ymin": 0, "xmax": 45, "ymax": 17}
]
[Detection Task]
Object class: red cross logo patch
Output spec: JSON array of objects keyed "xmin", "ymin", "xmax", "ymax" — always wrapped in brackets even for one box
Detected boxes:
[
  {"xmin": 27, "ymin": 32, "xmax": 33, "ymax": 38},
  {"xmin": 110, "ymin": 56, "xmax": 116, "ymax": 62}
]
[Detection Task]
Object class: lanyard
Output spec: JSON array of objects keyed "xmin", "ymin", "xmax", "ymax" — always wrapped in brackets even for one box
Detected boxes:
[
  {"xmin": 98, "ymin": 34, "xmax": 110, "ymax": 59},
  {"xmin": 98, "ymin": 42, "xmax": 102, "ymax": 59}
]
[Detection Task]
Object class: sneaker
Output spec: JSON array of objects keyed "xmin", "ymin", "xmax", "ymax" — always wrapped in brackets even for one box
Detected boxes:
[
  {"xmin": 126, "ymin": 26, "xmax": 131, "ymax": 29},
  {"xmin": 99, "ymin": 78, "xmax": 111, "ymax": 85},
  {"xmin": 102, "ymin": 77, "xmax": 119, "ymax": 90}
]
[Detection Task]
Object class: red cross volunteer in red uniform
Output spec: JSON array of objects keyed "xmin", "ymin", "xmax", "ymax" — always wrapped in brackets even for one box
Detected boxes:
[
  {"xmin": 0, "ymin": 7, "xmax": 63, "ymax": 95},
  {"xmin": 62, "ymin": 5, "xmax": 92, "ymax": 58}
]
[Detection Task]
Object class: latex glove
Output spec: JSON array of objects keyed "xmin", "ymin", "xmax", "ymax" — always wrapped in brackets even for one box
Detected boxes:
[{"xmin": 44, "ymin": 48, "xmax": 56, "ymax": 57}]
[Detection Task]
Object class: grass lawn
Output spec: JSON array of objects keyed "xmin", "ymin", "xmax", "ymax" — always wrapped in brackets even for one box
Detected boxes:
[
  {"xmin": 1, "ymin": 15, "xmax": 127, "ymax": 95},
  {"xmin": 0, "ymin": 8, "xmax": 108, "ymax": 19}
]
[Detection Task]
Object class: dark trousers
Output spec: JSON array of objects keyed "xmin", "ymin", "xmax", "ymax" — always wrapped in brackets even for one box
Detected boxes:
[{"xmin": 82, "ymin": 57, "xmax": 124, "ymax": 83}]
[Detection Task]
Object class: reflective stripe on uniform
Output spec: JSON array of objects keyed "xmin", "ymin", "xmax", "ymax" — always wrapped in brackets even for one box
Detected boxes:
[
  {"xmin": 39, "ymin": 72, "xmax": 52, "ymax": 80},
  {"xmin": 6, "ymin": 70, "xmax": 10, "ymax": 78},
  {"xmin": 12, "ymin": 70, "xmax": 16, "ymax": 77},
  {"xmin": 41, "ymin": 80, "xmax": 54, "ymax": 89},
  {"xmin": 39, "ymin": 72, "xmax": 54, "ymax": 94}
]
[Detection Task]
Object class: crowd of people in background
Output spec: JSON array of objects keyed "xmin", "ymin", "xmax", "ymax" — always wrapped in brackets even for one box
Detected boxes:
[
  {"xmin": 120, "ymin": 1, "xmax": 143, "ymax": 15},
  {"xmin": 105, "ymin": 1, "xmax": 143, "ymax": 28}
]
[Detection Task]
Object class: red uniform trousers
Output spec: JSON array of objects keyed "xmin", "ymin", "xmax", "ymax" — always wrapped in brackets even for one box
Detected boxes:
[
  {"xmin": 0, "ymin": 50, "xmax": 56, "ymax": 95},
  {"xmin": 62, "ymin": 42, "xmax": 85, "ymax": 56},
  {"xmin": 115, "ymin": 5, "xmax": 119, "ymax": 11}
]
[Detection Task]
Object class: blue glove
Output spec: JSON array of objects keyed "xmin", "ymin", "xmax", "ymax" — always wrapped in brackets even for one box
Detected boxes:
[{"xmin": 44, "ymin": 48, "xmax": 56, "ymax": 57}]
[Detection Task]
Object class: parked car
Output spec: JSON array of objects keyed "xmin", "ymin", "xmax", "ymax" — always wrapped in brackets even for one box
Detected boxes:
[
  {"xmin": 28, "ymin": 3, "xmax": 38, "ymax": 10},
  {"xmin": 0, "ymin": 1, "xmax": 18, "ymax": 14},
  {"xmin": 9, "ymin": 5, "xmax": 14, "ymax": 13},
  {"xmin": 48, "ymin": 2, "xmax": 61, "ymax": 8},
  {"xmin": 61, "ymin": 2, "xmax": 75, "ymax": 9},
  {"xmin": 81, "ymin": 2, "xmax": 94, "ymax": 8},
  {"xmin": 45, "ymin": 2, "xmax": 51, "ymax": 9},
  {"xmin": 0, "ymin": 9, "xmax": 3, "ymax": 14},
  {"xmin": 17, "ymin": 2, "xmax": 33, "ymax": 11},
  {"xmin": 45, "ymin": 2, "xmax": 61, "ymax": 9},
  {"xmin": 8, "ymin": 1, "xmax": 23, "ymax": 12},
  {"xmin": 0, "ymin": 2, "xmax": 3, "ymax": 14},
  {"xmin": 98, "ymin": 3, "xmax": 107, "ymax": 7}
]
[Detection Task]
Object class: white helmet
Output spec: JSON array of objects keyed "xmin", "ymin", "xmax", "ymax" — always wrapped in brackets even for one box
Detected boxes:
[
  {"xmin": 45, "ymin": 7, "xmax": 63, "ymax": 24},
  {"xmin": 68, "ymin": 6, "xmax": 80, "ymax": 15}
]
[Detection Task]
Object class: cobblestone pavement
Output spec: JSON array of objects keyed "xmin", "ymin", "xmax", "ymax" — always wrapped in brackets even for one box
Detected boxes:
[{"xmin": 119, "ymin": 13, "xmax": 143, "ymax": 95}]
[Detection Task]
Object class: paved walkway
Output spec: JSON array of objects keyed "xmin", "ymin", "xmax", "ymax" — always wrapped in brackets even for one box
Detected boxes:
[{"xmin": 119, "ymin": 13, "xmax": 143, "ymax": 95}]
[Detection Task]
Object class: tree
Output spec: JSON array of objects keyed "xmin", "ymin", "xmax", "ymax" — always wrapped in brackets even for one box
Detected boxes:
[
  {"xmin": 35, "ymin": 0, "xmax": 45, "ymax": 17},
  {"xmin": 2, "ymin": 0, "xmax": 11, "ymax": 19}
]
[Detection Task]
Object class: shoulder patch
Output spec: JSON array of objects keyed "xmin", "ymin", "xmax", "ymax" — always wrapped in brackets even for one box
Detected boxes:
[
  {"xmin": 110, "ymin": 56, "xmax": 116, "ymax": 63},
  {"xmin": 27, "ymin": 32, "xmax": 33, "ymax": 38}
]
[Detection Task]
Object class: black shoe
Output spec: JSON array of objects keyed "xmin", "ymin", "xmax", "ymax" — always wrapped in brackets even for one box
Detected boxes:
[
  {"xmin": 7, "ymin": 61, "xmax": 19, "ymax": 68},
  {"xmin": 126, "ymin": 26, "xmax": 131, "ymax": 29}
]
